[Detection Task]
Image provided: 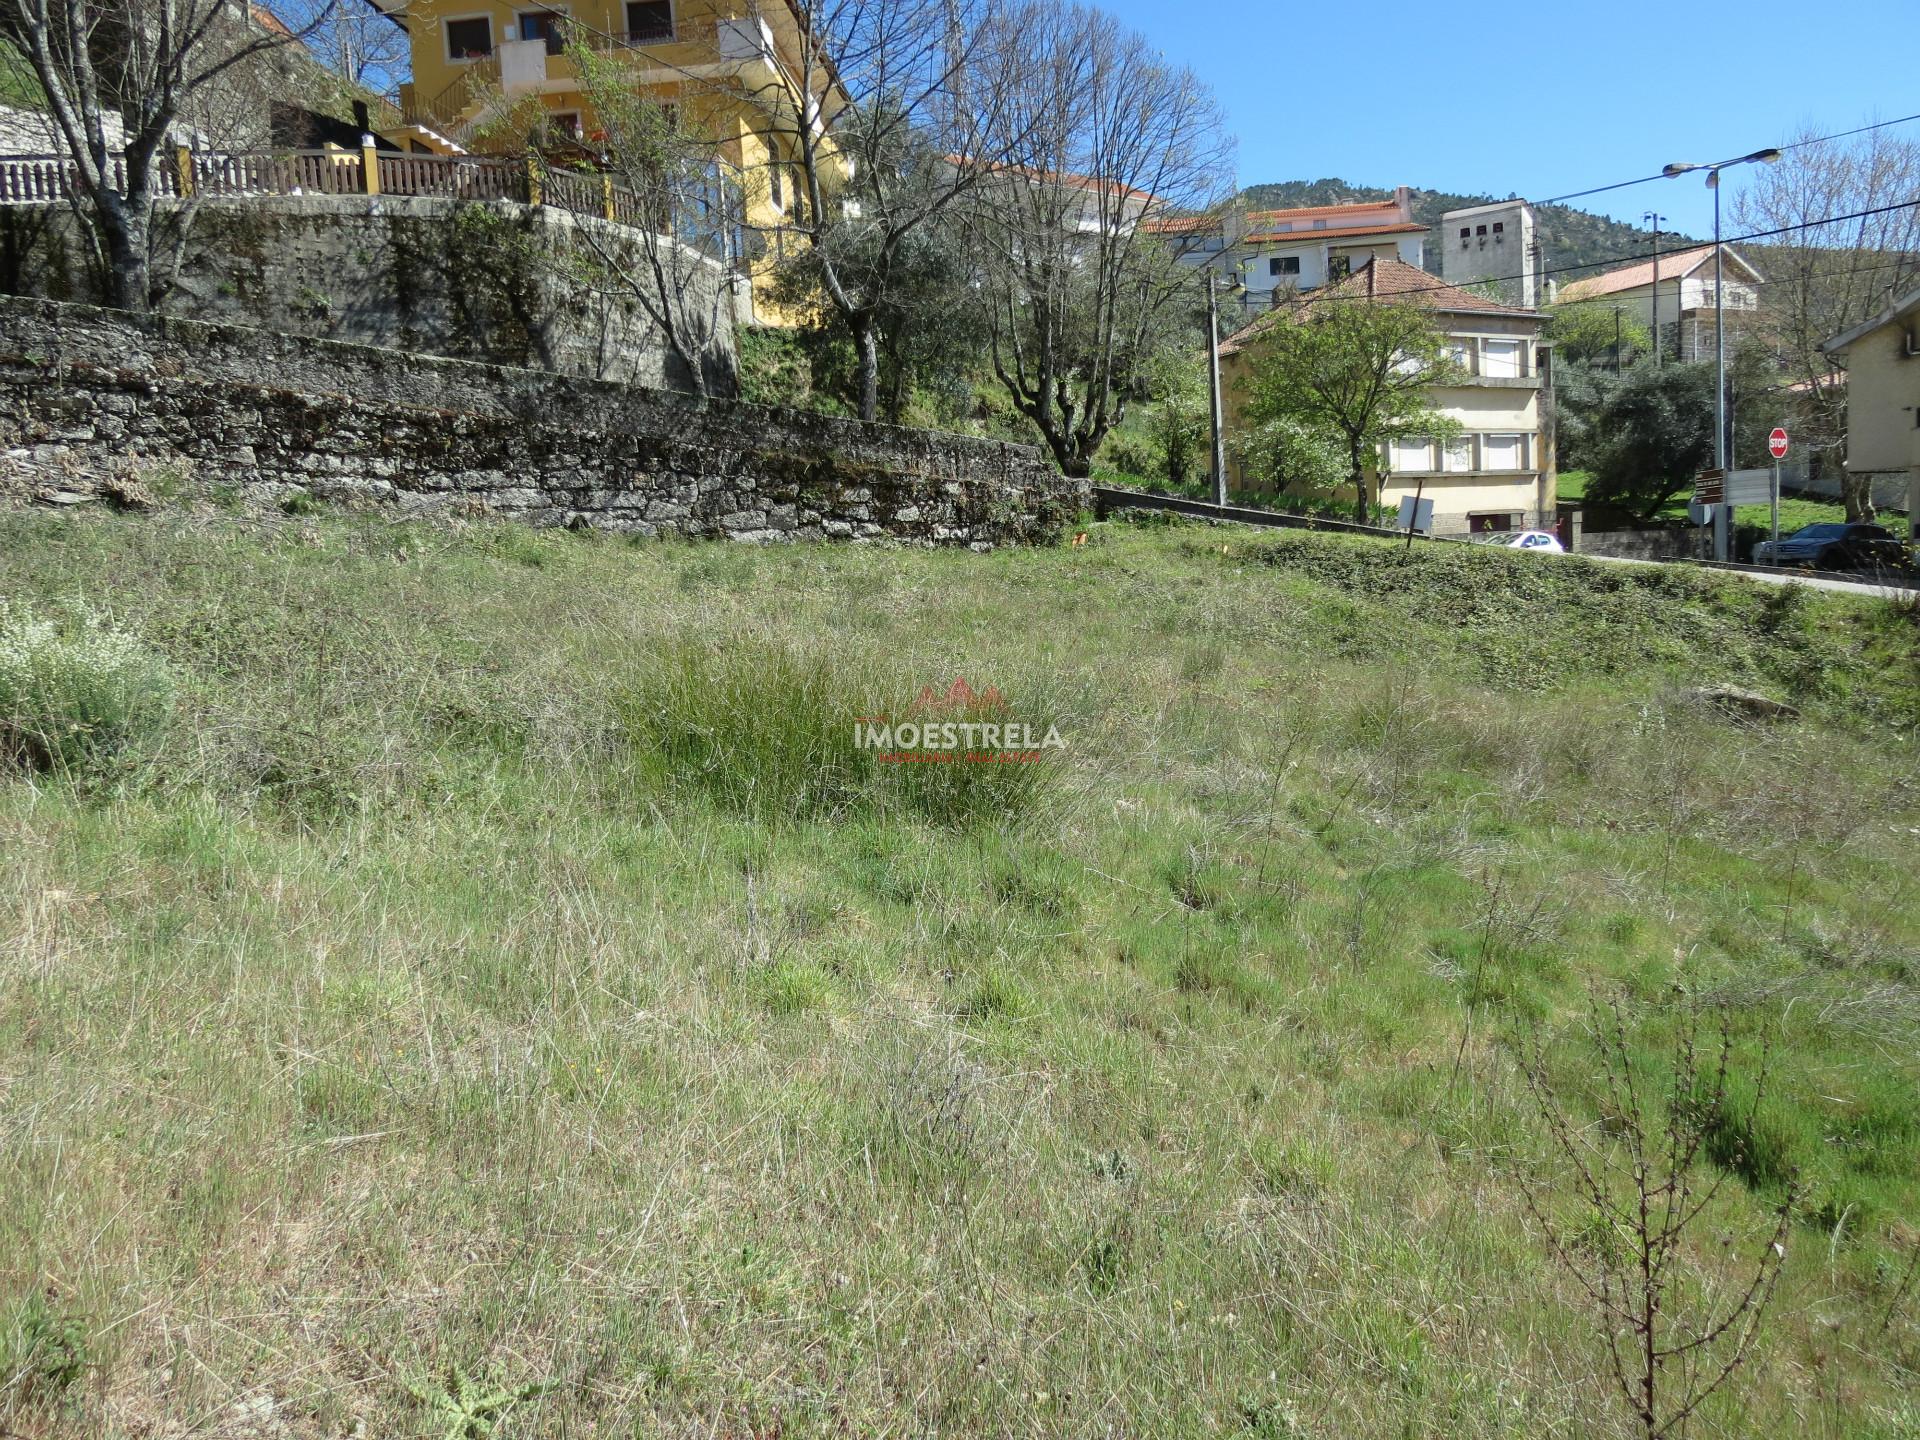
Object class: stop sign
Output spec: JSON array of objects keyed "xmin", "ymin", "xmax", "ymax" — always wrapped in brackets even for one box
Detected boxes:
[{"xmin": 1768, "ymin": 427, "xmax": 1789, "ymax": 459}]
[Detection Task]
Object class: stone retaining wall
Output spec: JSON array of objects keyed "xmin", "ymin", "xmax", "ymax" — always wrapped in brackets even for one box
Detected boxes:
[
  {"xmin": 0, "ymin": 296, "xmax": 1085, "ymax": 546},
  {"xmin": 0, "ymin": 195, "xmax": 737, "ymax": 393}
]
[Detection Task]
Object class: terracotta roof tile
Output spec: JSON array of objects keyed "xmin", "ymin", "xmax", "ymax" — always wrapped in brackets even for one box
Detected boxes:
[
  {"xmin": 1557, "ymin": 244, "xmax": 1760, "ymax": 302},
  {"xmin": 1216, "ymin": 257, "xmax": 1532, "ymax": 356},
  {"xmin": 1242, "ymin": 221, "xmax": 1428, "ymax": 244}
]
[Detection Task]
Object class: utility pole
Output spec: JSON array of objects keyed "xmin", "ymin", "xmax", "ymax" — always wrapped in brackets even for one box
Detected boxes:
[
  {"xmin": 1613, "ymin": 307, "xmax": 1622, "ymax": 373},
  {"xmin": 1643, "ymin": 211, "xmax": 1665, "ymax": 367},
  {"xmin": 1662, "ymin": 149, "xmax": 1779, "ymax": 562},
  {"xmin": 1206, "ymin": 271, "xmax": 1227, "ymax": 505}
]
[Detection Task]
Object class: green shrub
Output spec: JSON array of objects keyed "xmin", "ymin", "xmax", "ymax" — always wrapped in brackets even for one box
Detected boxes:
[
  {"xmin": 0, "ymin": 1290, "xmax": 90, "ymax": 1410},
  {"xmin": 0, "ymin": 601, "xmax": 172, "ymax": 772}
]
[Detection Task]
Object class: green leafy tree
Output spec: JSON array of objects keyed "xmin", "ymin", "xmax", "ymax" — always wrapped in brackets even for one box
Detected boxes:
[
  {"xmin": 1584, "ymin": 362, "xmax": 1715, "ymax": 520},
  {"xmin": 1143, "ymin": 352, "xmax": 1210, "ymax": 490},
  {"xmin": 1238, "ymin": 298, "xmax": 1459, "ymax": 523},
  {"xmin": 769, "ymin": 142, "xmax": 990, "ymax": 426},
  {"xmin": 1547, "ymin": 302, "xmax": 1652, "ymax": 369},
  {"xmin": 1551, "ymin": 358, "xmax": 1620, "ymax": 472},
  {"xmin": 1233, "ymin": 413, "xmax": 1345, "ymax": 503}
]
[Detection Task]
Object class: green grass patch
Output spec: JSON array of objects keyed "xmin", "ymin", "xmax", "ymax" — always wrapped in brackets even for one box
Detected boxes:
[{"xmin": 0, "ymin": 507, "xmax": 1915, "ymax": 1437}]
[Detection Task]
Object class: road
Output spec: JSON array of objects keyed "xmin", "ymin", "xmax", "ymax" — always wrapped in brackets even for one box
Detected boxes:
[{"xmin": 1585, "ymin": 552, "xmax": 1916, "ymax": 599}]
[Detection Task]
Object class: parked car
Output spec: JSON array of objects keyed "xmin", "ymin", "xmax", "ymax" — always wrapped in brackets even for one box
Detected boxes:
[
  {"xmin": 1751, "ymin": 522, "xmax": 1905, "ymax": 571},
  {"xmin": 1502, "ymin": 530, "xmax": 1565, "ymax": 554}
]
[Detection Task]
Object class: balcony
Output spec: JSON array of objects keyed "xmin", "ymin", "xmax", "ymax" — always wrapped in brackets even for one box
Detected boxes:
[{"xmin": 404, "ymin": 13, "xmax": 785, "ymax": 135}]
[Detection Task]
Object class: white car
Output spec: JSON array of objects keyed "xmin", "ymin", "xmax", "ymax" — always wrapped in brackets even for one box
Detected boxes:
[{"xmin": 1503, "ymin": 530, "xmax": 1565, "ymax": 554}]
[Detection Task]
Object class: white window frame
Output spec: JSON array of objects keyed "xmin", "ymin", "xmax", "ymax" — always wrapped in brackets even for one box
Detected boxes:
[
  {"xmin": 1443, "ymin": 436, "xmax": 1474, "ymax": 473},
  {"xmin": 1388, "ymin": 436, "xmax": 1433, "ymax": 473},
  {"xmin": 443, "ymin": 12, "xmax": 496, "ymax": 62},
  {"xmin": 1482, "ymin": 433, "xmax": 1525, "ymax": 471},
  {"xmin": 1480, "ymin": 338, "xmax": 1523, "ymax": 379},
  {"xmin": 1444, "ymin": 338, "xmax": 1473, "ymax": 373}
]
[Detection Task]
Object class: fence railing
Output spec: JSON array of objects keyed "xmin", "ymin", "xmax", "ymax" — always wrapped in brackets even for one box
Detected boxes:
[{"xmin": 0, "ymin": 147, "xmax": 745, "ymax": 268}]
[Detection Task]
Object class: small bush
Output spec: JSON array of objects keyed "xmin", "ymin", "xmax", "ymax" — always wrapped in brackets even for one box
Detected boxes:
[
  {"xmin": 0, "ymin": 601, "xmax": 172, "ymax": 773},
  {"xmin": 0, "ymin": 1290, "xmax": 90, "ymax": 1411}
]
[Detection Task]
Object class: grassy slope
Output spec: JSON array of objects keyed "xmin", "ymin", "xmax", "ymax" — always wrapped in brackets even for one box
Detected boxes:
[{"xmin": 1, "ymin": 509, "xmax": 1917, "ymax": 1438}]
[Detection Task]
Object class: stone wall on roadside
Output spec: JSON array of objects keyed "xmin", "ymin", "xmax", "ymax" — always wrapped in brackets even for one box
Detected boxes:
[{"xmin": 0, "ymin": 296, "xmax": 1086, "ymax": 547}]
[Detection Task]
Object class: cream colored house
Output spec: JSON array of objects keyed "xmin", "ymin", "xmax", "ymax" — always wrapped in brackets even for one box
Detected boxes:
[
  {"xmin": 1821, "ymin": 286, "xmax": 1920, "ymax": 539},
  {"xmin": 1218, "ymin": 257, "xmax": 1553, "ymax": 535},
  {"xmin": 1556, "ymin": 244, "xmax": 1761, "ymax": 363}
]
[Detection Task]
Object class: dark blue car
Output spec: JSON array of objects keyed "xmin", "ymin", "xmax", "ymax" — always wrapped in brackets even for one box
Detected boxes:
[{"xmin": 1751, "ymin": 522, "xmax": 1906, "ymax": 571}]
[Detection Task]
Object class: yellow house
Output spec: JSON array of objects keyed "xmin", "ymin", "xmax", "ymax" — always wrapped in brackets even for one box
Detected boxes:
[
  {"xmin": 377, "ymin": 0, "xmax": 843, "ymax": 316},
  {"xmin": 1821, "ymin": 286, "xmax": 1920, "ymax": 540},
  {"xmin": 1218, "ymin": 257, "xmax": 1555, "ymax": 536}
]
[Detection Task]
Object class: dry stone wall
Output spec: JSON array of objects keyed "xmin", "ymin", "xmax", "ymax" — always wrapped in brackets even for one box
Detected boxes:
[
  {"xmin": 0, "ymin": 195, "xmax": 737, "ymax": 393},
  {"xmin": 0, "ymin": 297, "xmax": 1086, "ymax": 547}
]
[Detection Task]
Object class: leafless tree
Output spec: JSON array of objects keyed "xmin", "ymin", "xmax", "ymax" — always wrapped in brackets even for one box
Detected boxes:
[
  {"xmin": 528, "ymin": 48, "xmax": 738, "ymax": 395},
  {"xmin": 1732, "ymin": 124, "xmax": 1920, "ymax": 519},
  {"xmin": 276, "ymin": 0, "xmax": 407, "ymax": 94},
  {"xmin": 1521, "ymin": 996, "xmax": 1797, "ymax": 1440},
  {"xmin": 0, "ymin": 0, "xmax": 334, "ymax": 311},
  {"xmin": 961, "ymin": 0, "xmax": 1232, "ymax": 475},
  {"xmin": 716, "ymin": 0, "xmax": 1030, "ymax": 422}
]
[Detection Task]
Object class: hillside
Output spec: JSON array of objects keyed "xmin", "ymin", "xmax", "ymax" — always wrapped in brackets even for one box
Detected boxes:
[
  {"xmin": 1, "ymin": 507, "xmax": 1917, "ymax": 1437},
  {"xmin": 1241, "ymin": 176, "xmax": 1703, "ymax": 290}
]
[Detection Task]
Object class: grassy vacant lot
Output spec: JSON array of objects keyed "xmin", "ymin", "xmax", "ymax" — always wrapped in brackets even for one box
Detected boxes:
[{"xmin": 1, "ymin": 507, "xmax": 1917, "ymax": 1438}]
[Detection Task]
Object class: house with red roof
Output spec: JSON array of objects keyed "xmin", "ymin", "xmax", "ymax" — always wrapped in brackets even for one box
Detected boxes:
[
  {"xmin": 1555, "ymin": 244, "xmax": 1762, "ymax": 363},
  {"xmin": 1215, "ymin": 256, "xmax": 1554, "ymax": 536},
  {"xmin": 1149, "ymin": 187, "xmax": 1427, "ymax": 313}
]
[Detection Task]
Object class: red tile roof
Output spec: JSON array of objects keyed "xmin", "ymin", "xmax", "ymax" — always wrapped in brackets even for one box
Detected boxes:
[
  {"xmin": 1246, "ymin": 200, "xmax": 1405, "ymax": 225},
  {"xmin": 1558, "ymin": 244, "xmax": 1760, "ymax": 302},
  {"xmin": 1242, "ymin": 221, "xmax": 1428, "ymax": 244},
  {"xmin": 1216, "ymin": 257, "xmax": 1532, "ymax": 356}
]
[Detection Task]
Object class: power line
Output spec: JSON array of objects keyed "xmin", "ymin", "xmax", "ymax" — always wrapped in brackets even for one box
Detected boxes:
[{"xmin": 1537, "ymin": 111, "xmax": 1920, "ymax": 208}]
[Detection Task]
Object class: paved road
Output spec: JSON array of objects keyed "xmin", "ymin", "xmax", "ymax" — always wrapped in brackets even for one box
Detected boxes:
[{"xmin": 1584, "ymin": 552, "xmax": 1916, "ymax": 599}]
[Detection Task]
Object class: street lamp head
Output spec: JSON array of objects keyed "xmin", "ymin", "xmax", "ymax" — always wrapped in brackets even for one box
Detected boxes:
[
  {"xmin": 1752, "ymin": 147, "xmax": 1783, "ymax": 165},
  {"xmin": 1662, "ymin": 162, "xmax": 1698, "ymax": 178}
]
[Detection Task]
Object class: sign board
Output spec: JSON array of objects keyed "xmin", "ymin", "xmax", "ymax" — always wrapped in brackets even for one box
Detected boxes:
[
  {"xmin": 1396, "ymin": 495, "xmax": 1435, "ymax": 535},
  {"xmin": 1693, "ymin": 468, "xmax": 1724, "ymax": 505},
  {"xmin": 1687, "ymin": 499, "xmax": 1715, "ymax": 526},
  {"xmin": 1768, "ymin": 427, "xmax": 1790, "ymax": 460},
  {"xmin": 1724, "ymin": 468, "xmax": 1775, "ymax": 506}
]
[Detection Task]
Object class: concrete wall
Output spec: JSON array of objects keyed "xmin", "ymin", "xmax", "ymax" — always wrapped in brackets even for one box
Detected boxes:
[
  {"xmin": 0, "ymin": 296, "xmax": 1085, "ymax": 546},
  {"xmin": 0, "ymin": 195, "xmax": 738, "ymax": 394},
  {"xmin": 1439, "ymin": 201, "xmax": 1535, "ymax": 309}
]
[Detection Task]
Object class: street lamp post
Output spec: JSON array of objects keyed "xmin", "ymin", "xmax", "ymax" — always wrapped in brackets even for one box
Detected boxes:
[
  {"xmin": 1207, "ymin": 272, "xmax": 1227, "ymax": 505},
  {"xmin": 1663, "ymin": 149, "xmax": 1780, "ymax": 561}
]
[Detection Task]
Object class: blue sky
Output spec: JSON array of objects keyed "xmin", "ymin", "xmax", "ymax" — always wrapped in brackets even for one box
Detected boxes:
[{"xmin": 1102, "ymin": 0, "xmax": 1918, "ymax": 241}]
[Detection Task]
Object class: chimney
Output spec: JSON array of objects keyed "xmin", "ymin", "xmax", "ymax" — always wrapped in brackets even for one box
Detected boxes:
[
  {"xmin": 1393, "ymin": 185, "xmax": 1411, "ymax": 220},
  {"xmin": 352, "ymin": 99, "xmax": 371, "ymax": 135}
]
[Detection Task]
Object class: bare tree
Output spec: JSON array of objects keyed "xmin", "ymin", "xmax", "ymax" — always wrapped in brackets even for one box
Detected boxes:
[
  {"xmin": 1521, "ymin": 996, "xmax": 1797, "ymax": 1440},
  {"xmin": 275, "ymin": 0, "xmax": 407, "ymax": 94},
  {"xmin": 525, "ymin": 46, "xmax": 737, "ymax": 395},
  {"xmin": 0, "ymin": 0, "xmax": 333, "ymax": 311},
  {"xmin": 1732, "ymin": 124, "xmax": 1920, "ymax": 519},
  {"xmin": 715, "ymin": 0, "xmax": 1028, "ymax": 422},
  {"xmin": 962, "ymin": 0, "xmax": 1232, "ymax": 475}
]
